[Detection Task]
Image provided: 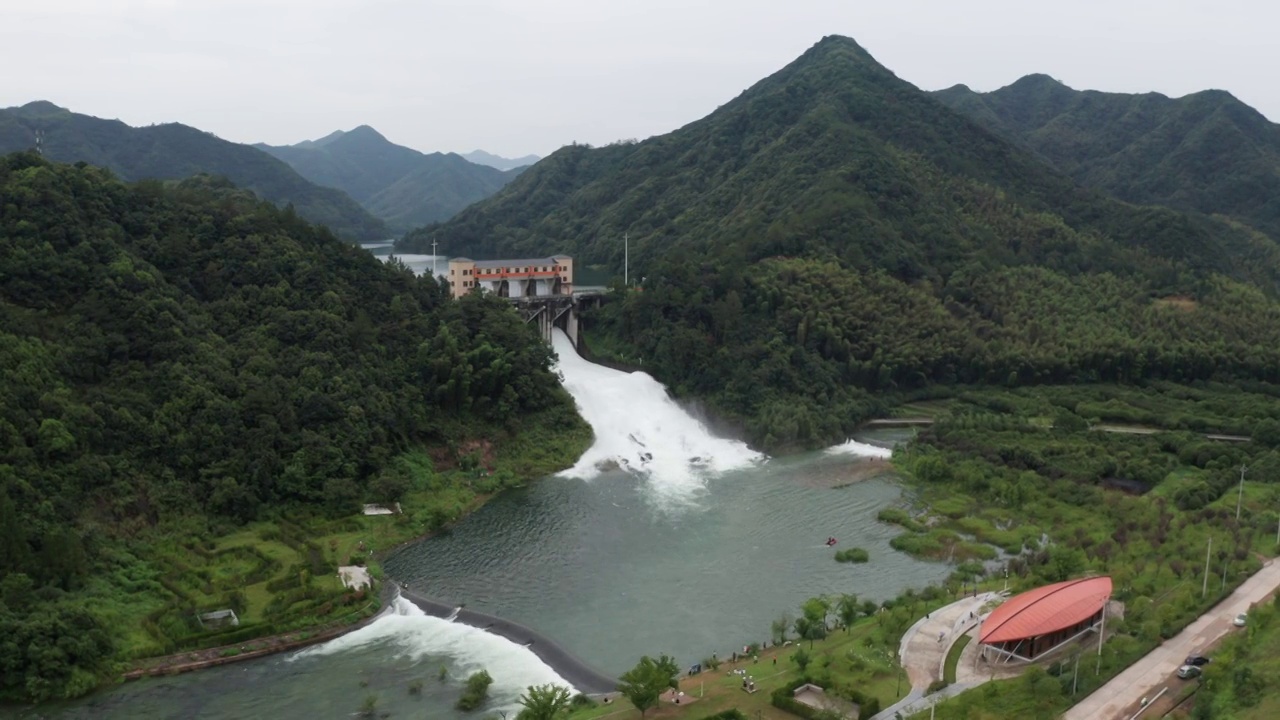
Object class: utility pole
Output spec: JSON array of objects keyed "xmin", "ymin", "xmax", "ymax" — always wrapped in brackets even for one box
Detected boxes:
[
  {"xmin": 1236, "ymin": 465, "xmax": 1247, "ymax": 521},
  {"xmin": 1072, "ymin": 653, "xmax": 1080, "ymax": 696},
  {"xmin": 1202, "ymin": 537, "xmax": 1212, "ymax": 598},
  {"xmin": 624, "ymin": 232, "xmax": 629, "ymax": 286},
  {"xmin": 431, "ymin": 239, "xmax": 439, "ymax": 279},
  {"xmin": 1222, "ymin": 555, "xmax": 1229, "ymax": 591}
]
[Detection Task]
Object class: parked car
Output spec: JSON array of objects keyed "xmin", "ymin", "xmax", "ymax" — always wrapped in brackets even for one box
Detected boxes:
[
  {"xmin": 1184, "ymin": 654, "xmax": 1211, "ymax": 667},
  {"xmin": 1177, "ymin": 665, "xmax": 1203, "ymax": 680},
  {"xmin": 1234, "ymin": 612, "xmax": 1248, "ymax": 627}
]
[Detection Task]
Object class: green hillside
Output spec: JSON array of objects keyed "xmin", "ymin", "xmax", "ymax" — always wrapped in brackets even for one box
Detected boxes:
[
  {"xmin": 403, "ymin": 35, "xmax": 1280, "ymax": 450},
  {"xmin": 257, "ymin": 126, "xmax": 522, "ymax": 232},
  {"xmin": 932, "ymin": 75, "xmax": 1280, "ymax": 241},
  {"xmin": 0, "ymin": 152, "xmax": 587, "ymax": 700},
  {"xmin": 0, "ymin": 102, "xmax": 387, "ymax": 242}
]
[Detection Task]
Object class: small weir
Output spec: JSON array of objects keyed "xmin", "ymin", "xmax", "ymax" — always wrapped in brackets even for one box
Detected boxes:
[{"xmin": 399, "ymin": 588, "xmax": 619, "ymax": 695}]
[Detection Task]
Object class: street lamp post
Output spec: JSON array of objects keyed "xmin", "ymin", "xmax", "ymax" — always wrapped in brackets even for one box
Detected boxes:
[
  {"xmin": 1202, "ymin": 537, "xmax": 1212, "ymax": 599},
  {"xmin": 1236, "ymin": 465, "xmax": 1247, "ymax": 521}
]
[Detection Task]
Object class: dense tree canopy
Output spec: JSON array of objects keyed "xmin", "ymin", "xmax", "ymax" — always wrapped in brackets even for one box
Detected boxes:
[
  {"xmin": 0, "ymin": 152, "xmax": 582, "ymax": 698},
  {"xmin": 933, "ymin": 74, "xmax": 1280, "ymax": 245}
]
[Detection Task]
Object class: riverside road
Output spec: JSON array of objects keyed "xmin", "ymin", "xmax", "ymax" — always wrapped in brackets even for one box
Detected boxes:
[{"xmin": 1062, "ymin": 558, "xmax": 1280, "ymax": 720}]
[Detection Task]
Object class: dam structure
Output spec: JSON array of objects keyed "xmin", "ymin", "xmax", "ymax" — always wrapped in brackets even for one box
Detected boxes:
[
  {"xmin": 398, "ymin": 588, "xmax": 618, "ymax": 695},
  {"xmin": 445, "ymin": 254, "xmax": 603, "ymax": 349}
]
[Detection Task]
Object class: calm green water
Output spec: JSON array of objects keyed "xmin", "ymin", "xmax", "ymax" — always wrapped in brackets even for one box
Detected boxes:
[{"xmin": 385, "ymin": 454, "xmax": 949, "ymax": 677}]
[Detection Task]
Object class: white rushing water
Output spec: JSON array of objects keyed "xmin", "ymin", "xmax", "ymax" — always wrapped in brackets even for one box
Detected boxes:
[
  {"xmin": 293, "ymin": 597, "xmax": 574, "ymax": 711},
  {"xmin": 551, "ymin": 329, "xmax": 763, "ymax": 506},
  {"xmin": 825, "ymin": 438, "xmax": 893, "ymax": 458}
]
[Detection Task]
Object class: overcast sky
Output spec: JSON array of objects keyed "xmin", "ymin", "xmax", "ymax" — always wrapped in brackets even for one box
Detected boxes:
[{"xmin": 3, "ymin": 0, "xmax": 1275, "ymax": 158}]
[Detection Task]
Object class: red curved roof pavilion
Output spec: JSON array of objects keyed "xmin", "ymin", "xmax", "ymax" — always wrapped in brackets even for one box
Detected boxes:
[{"xmin": 980, "ymin": 576, "xmax": 1113, "ymax": 645}]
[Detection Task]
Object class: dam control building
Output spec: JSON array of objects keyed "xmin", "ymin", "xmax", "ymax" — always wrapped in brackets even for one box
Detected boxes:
[
  {"xmin": 448, "ymin": 255, "xmax": 574, "ymax": 299},
  {"xmin": 447, "ymin": 254, "xmax": 599, "ymax": 349}
]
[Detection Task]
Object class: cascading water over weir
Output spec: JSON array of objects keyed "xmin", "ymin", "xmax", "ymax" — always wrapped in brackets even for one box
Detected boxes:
[{"xmin": 550, "ymin": 329, "xmax": 763, "ymax": 505}]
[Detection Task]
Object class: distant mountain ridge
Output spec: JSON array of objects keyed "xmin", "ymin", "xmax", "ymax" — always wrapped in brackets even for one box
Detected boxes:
[
  {"xmin": 0, "ymin": 101, "xmax": 387, "ymax": 241},
  {"xmin": 402, "ymin": 34, "xmax": 1280, "ymax": 451},
  {"xmin": 462, "ymin": 149, "xmax": 541, "ymax": 171},
  {"xmin": 932, "ymin": 75, "xmax": 1280, "ymax": 241},
  {"xmin": 257, "ymin": 129, "xmax": 525, "ymax": 233}
]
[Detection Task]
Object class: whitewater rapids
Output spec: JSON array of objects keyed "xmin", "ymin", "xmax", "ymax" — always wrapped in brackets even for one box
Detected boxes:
[
  {"xmin": 292, "ymin": 596, "xmax": 574, "ymax": 712},
  {"xmin": 550, "ymin": 329, "xmax": 762, "ymax": 505}
]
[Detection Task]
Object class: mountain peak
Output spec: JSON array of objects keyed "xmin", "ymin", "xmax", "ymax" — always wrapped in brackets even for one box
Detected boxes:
[
  {"xmin": 462, "ymin": 149, "xmax": 542, "ymax": 171},
  {"xmin": 345, "ymin": 125, "xmax": 387, "ymax": 141},
  {"xmin": 1009, "ymin": 73, "xmax": 1069, "ymax": 90},
  {"xmin": 791, "ymin": 34, "xmax": 885, "ymax": 74},
  {"xmin": 10, "ymin": 100, "xmax": 71, "ymax": 119}
]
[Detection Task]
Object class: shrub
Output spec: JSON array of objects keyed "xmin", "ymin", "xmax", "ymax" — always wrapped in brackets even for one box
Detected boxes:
[
  {"xmin": 456, "ymin": 669, "xmax": 493, "ymax": 711},
  {"xmin": 834, "ymin": 548, "xmax": 870, "ymax": 563}
]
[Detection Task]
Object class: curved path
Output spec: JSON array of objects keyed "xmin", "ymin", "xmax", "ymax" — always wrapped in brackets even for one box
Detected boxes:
[
  {"xmin": 399, "ymin": 588, "xmax": 618, "ymax": 695},
  {"xmin": 1062, "ymin": 559, "xmax": 1280, "ymax": 720},
  {"xmin": 872, "ymin": 591, "xmax": 1004, "ymax": 720}
]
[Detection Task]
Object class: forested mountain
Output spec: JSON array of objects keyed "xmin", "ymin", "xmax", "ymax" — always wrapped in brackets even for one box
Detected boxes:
[
  {"xmin": 0, "ymin": 102, "xmax": 387, "ymax": 241},
  {"xmin": 462, "ymin": 149, "xmax": 541, "ymax": 171},
  {"xmin": 257, "ymin": 127, "xmax": 523, "ymax": 232},
  {"xmin": 403, "ymin": 35, "xmax": 1280, "ymax": 451},
  {"xmin": 0, "ymin": 152, "xmax": 585, "ymax": 699},
  {"xmin": 932, "ymin": 75, "xmax": 1280, "ymax": 241}
]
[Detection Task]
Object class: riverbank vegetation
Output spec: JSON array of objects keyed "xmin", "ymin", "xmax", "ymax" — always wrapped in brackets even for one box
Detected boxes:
[
  {"xmin": 574, "ymin": 382, "xmax": 1280, "ymax": 720},
  {"xmin": 891, "ymin": 387, "xmax": 1280, "ymax": 719},
  {"xmin": 0, "ymin": 153, "xmax": 589, "ymax": 701}
]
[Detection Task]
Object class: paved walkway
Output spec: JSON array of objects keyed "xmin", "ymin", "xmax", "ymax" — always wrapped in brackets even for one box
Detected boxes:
[
  {"xmin": 1062, "ymin": 559, "xmax": 1280, "ymax": 720},
  {"xmin": 872, "ymin": 591, "xmax": 1004, "ymax": 720}
]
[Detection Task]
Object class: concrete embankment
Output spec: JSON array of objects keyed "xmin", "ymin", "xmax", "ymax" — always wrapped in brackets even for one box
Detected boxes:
[{"xmin": 399, "ymin": 588, "xmax": 618, "ymax": 695}]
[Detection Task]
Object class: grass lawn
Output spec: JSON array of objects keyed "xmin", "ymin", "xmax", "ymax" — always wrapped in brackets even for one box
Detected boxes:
[
  {"xmin": 944, "ymin": 635, "xmax": 970, "ymax": 685},
  {"xmin": 566, "ymin": 606, "xmax": 946, "ymax": 720}
]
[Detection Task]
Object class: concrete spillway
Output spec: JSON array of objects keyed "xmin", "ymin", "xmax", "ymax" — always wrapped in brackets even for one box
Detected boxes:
[{"xmin": 399, "ymin": 588, "xmax": 618, "ymax": 695}]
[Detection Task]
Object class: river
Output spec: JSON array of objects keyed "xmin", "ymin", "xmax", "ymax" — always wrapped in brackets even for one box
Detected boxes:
[{"xmin": 14, "ymin": 262, "xmax": 945, "ymax": 720}]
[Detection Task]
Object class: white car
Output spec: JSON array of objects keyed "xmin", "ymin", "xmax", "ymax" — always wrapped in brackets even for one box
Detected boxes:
[{"xmin": 1233, "ymin": 613, "xmax": 1248, "ymax": 627}]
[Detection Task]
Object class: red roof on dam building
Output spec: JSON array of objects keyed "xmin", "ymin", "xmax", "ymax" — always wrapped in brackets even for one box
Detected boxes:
[{"xmin": 979, "ymin": 576, "xmax": 1112, "ymax": 644}]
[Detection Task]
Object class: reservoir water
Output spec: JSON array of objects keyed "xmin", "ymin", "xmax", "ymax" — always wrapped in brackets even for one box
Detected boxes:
[
  {"xmin": 18, "ymin": 322, "xmax": 943, "ymax": 720},
  {"xmin": 362, "ymin": 240, "xmax": 446, "ymax": 279}
]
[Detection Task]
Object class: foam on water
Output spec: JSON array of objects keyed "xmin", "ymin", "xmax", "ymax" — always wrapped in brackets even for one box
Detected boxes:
[
  {"xmin": 824, "ymin": 439, "xmax": 893, "ymax": 458},
  {"xmin": 551, "ymin": 329, "xmax": 762, "ymax": 506},
  {"xmin": 293, "ymin": 597, "xmax": 574, "ymax": 710}
]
